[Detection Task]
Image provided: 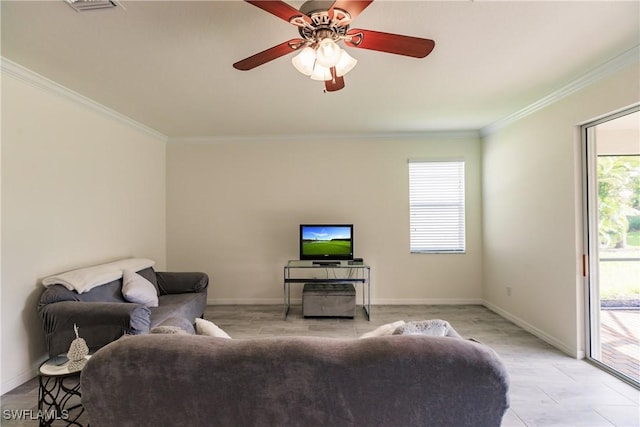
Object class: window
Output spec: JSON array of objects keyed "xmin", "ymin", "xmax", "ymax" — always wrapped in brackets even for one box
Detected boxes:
[{"xmin": 409, "ymin": 160, "xmax": 466, "ymax": 253}]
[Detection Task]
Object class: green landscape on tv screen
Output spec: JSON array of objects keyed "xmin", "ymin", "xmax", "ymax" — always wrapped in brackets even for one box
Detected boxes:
[{"xmin": 302, "ymin": 240, "xmax": 352, "ymax": 256}]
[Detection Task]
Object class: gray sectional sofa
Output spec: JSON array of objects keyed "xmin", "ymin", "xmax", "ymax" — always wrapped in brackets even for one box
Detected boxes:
[
  {"xmin": 81, "ymin": 333, "xmax": 510, "ymax": 427},
  {"xmin": 39, "ymin": 265, "xmax": 208, "ymax": 357}
]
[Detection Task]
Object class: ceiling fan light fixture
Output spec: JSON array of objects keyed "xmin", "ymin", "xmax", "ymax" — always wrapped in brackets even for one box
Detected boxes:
[
  {"xmin": 334, "ymin": 50, "xmax": 357, "ymax": 77},
  {"xmin": 315, "ymin": 38, "xmax": 342, "ymax": 67},
  {"xmin": 292, "ymin": 46, "xmax": 316, "ymax": 76},
  {"xmin": 309, "ymin": 63, "xmax": 333, "ymax": 81},
  {"xmin": 293, "ymin": 44, "xmax": 357, "ymax": 80}
]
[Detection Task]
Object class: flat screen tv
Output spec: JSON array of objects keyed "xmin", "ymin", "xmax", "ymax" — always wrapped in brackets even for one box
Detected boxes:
[{"xmin": 300, "ymin": 224, "xmax": 354, "ymax": 261}]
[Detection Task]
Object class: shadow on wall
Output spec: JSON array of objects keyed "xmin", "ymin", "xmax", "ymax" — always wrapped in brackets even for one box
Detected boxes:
[{"xmin": 25, "ymin": 283, "xmax": 47, "ymax": 365}]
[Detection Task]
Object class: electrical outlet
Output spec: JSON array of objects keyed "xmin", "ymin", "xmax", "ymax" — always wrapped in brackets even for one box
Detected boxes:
[{"xmin": 506, "ymin": 287, "xmax": 512, "ymax": 297}]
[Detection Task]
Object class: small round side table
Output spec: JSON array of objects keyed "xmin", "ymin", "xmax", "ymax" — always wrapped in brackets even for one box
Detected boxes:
[{"xmin": 38, "ymin": 355, "xmax": 91, "ymax": 427}]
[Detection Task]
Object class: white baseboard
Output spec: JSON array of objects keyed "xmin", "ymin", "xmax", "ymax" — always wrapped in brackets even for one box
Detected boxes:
[
  {"xmin": 208, "ymin": 298, "xmax": 288, "ymax": 305},
  {"xmin": 482, "ymin": 300, "xmax": 584, "ymax": 359},
  {"xmin": 208, "ymin": 298, "xmax": 484, "ymax": 305},
  {"xmin": 373, "ymin": 298, "xmax": 484, "ymax": 305},
  {"xmin": 1, "ymin": 361, "xmax": 42, "ymax": 395}
]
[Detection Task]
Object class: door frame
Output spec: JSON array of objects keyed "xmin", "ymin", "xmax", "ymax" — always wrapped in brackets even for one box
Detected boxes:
[{"xmin": 581, "ymin": 104, "xmax": 640, "ymax": 387}]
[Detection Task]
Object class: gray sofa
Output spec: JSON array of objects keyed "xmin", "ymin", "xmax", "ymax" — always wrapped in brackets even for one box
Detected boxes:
[
  {"xmin": 81, "ymin": 333, "xmax": 510, "ymax": 427},
  {"xmin": 38, "ymin": 267, "xmax": 208, "ymax": 357}
]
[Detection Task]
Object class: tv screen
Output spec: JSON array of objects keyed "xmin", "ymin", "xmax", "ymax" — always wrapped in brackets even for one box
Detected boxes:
[{"xmin": 300, "ymin": 224, "xmax": 354, "ymax": 261}]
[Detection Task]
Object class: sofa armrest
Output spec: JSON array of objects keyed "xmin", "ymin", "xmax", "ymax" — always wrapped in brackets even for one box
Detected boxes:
[
  {"xmin": 39, "ymin": 301, "xmax": 151, "ymax": 357},
  {"xmin": 155, "ymin": 271, "xmax": 209, "ymax": 295}
]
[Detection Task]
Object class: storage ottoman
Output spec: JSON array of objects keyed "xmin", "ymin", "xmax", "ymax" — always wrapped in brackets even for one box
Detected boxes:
[{"xmin": 303, "ymin": 283, "xmax": 356, "ymax": 318}]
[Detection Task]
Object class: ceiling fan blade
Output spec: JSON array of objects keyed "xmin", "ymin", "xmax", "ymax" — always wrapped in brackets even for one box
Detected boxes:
[
  {"xmin": 233, "ymin": 39, "xmax": 305, "ymax": 71},
  {"xmin": 345, "ymin": 28, "xmax": 435, "ymax": 58},
  {"xmin": 245, "ymin": 0, "xmax": 311, "ymax": 26},
  {"xmin": 329, "ymin": 0, "xmax": 373, "ymax": 21},
  {"xmin": 324, "ymin": 67, "xmax": 345, "ymax": 92}
]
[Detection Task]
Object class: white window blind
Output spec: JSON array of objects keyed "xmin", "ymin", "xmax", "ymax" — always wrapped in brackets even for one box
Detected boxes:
[{"xmin": 409, "ymin": 160, "xmax": 465, "ymax": 253}]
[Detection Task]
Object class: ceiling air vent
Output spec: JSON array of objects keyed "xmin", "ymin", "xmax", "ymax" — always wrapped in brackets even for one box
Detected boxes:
[{"xmin": 65, "ymin": 0, "xmax": 120, "ymax": 12}]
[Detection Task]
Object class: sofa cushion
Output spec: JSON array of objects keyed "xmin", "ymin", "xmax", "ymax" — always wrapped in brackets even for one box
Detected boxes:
[
  {"xmin": 122, "ymin": 270, "xmax": 159, "ymax": 307},
  {"xmin": 136, "ymin": 267, "xmax": 160, "ymax": 296},
  {"xmin": 76, "ymin": 280, "xmax": 127, "ymax": 303},
  {"xmin": 149, "ymin": 292, "xmax": 207, "ymax": 329},
  {"xmin": 156, "ymin": 271, "xmax": 207, "ymax": 295},
  {"xmin": 39, "ymin": 284, "xmax": 81, "ymax": 305}
]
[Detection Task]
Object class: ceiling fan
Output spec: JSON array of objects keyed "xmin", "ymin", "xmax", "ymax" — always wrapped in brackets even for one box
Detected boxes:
[{"xmin": 233, "ymin": 0, "xmax": 435, "ymax": 92}]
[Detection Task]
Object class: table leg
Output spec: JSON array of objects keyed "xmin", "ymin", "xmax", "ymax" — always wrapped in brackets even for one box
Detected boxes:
[{"xmin": 38, "ymin": 374, "xmax": 87, "ymax": 426}]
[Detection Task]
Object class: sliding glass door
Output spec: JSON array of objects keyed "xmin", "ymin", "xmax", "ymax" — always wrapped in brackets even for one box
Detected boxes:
[{"xmin": 583, "ymin": 107, "xmax": 639, "ymax": 387}]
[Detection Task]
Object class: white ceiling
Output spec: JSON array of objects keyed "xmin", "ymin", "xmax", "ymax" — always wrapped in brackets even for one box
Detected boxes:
[{"xmin": 2, "ymin": 0, "xmax": 639, "ymax": 139}]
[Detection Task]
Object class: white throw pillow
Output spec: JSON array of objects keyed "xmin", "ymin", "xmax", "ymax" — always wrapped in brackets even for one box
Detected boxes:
[
  {"xmin": 359, "ymin": 320, "xmax": 406, "ymax": 339},
  {"xmin": 195, "ymin": 318, "xmax": 231, "ymax": 339},
  {"xmin": 122, "ymin": 269, "xmax": 159, "ymax": 307}
]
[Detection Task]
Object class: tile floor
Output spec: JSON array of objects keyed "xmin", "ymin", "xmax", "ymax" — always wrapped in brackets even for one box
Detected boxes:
[{"xmin": 2, "ymin": 304, "xmax": 639, "ymax": 427}]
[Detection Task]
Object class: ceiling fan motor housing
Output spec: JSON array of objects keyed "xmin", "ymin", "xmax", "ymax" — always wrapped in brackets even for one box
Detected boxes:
[{"xmin": 296, "ymin": 1, "xmax": 352, "ymax": 44}]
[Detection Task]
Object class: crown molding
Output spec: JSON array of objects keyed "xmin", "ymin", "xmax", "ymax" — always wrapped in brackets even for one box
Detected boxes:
[
  {"xmin": 168, "ymin": 130, "xmax": 481, "ymax": 145},
  {"xmin": 5, "ymin": 42, "xmax": 637, "ymax": 143},
  {"xmin": 1, "ymin": 57, "xmax": 167, "ymax": 142},
  {"xmin": 480, "ymin": 45, "xmax": 640, "ymax": 137}
]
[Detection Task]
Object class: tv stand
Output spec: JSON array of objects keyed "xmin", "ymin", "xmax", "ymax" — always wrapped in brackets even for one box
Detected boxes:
[{"xmin": 283, "ymin": 260, "xmax": 371, "ymax": 320}]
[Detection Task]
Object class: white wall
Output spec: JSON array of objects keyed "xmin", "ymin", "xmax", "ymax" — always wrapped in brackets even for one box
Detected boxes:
[
  {"xmin": 482, "ymin": 63, "xmax": 639, "ymax": 358},
  {"xmin": 1, "ymin": 67, "xmax": 167, "ymax": 393},
  {"xmin": 167, "ymin": 134, "xmax": 483, "ymax": 305}
]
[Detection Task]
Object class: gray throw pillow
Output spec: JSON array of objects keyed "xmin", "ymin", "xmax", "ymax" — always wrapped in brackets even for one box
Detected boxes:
[
  {"xmin": 393, "ymin": 319, "xmax": 452, "ymax": 336},
  {"xmin": 150, "ymin": 326, "xmax": 188, "ymax": 335}
]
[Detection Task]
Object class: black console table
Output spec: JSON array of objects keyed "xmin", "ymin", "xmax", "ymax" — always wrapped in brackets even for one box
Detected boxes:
[{"xmin": 284, "ymin": 260, "xmax": 371, "ymax": 320}]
